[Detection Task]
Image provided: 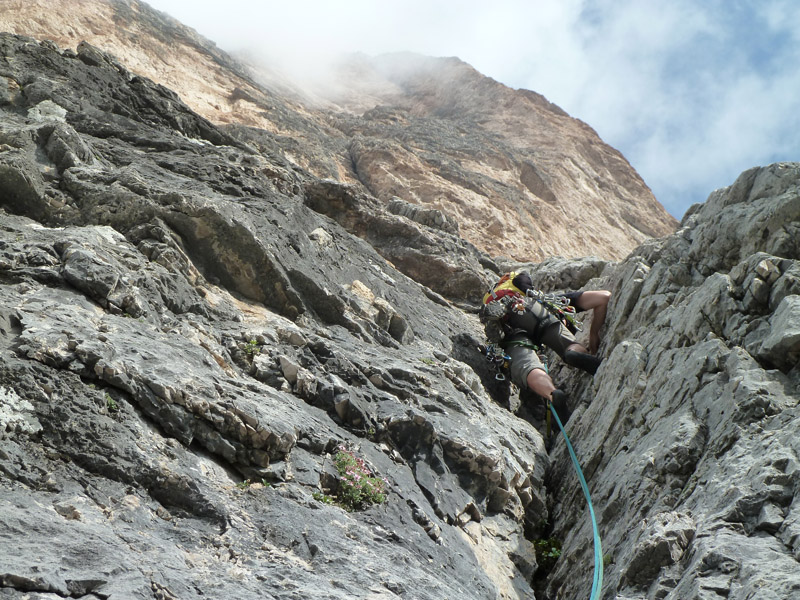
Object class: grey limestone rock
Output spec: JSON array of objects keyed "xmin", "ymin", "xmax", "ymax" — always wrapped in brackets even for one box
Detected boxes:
[{"xmin": 543, "ymin": 162, "xmax": 800, "ymax": 600}]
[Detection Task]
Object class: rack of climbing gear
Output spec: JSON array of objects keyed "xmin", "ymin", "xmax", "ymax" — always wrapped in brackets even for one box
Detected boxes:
[
  {"xmin": 548, "ymin": 404, "xmax": 604, "ymax": 600},
  {"xmin": 525, "ymin": 289, "xmax": 583, "ymax": 334},
  {"xmin": 477, "ymin": 344, "xmax": 511, "ymax": 380}
]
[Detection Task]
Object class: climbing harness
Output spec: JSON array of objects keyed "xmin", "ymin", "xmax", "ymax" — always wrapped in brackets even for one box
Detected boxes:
[{"xmin": 549, "ymin": 404, "xmax": 604, "ymax": 600}]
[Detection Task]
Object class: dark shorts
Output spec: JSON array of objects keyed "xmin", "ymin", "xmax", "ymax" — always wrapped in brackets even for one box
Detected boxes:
[{"xmin": 504, "ymin": 321, "xmax": 578, "ymax": 388}]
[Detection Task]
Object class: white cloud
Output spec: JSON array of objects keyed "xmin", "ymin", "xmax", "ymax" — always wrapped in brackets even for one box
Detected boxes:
[
  {"xmin": 500, "ymin": 0, "xmax": 800, "ymax": 216},
  {"xmin": 144, "ymin": 0, "xmax": 799, "ymax": 219}
]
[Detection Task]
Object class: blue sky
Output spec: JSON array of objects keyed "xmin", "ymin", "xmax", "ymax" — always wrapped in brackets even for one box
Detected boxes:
[{"xmin": 145, "ymin": 0, "xmax": 800, "ymax": 220}]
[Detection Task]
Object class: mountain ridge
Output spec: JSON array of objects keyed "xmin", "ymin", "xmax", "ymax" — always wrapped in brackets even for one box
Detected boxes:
[{"xmin": 0, "ymin": 0, "xmax": 677, "ymax": 262}]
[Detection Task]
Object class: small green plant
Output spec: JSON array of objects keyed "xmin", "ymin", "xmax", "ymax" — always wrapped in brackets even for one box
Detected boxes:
[
  {"xmin": 105, "ymin": 394, "xmax": 119, "ymax": 413},
  {"xmin": 331, "ymin": 446, "xmax": 388, "ymax": 511},
  {"xmin": 420, "ymin": 357, "xmax": 437, "ymax": 366},
  {"xmin": 312, "ymin": 491, "xmax": 334, "ymax": 505},
  {"xmin": 533, "ymin": 537, "xmax": 562, "ymax": 571},
  {"xmin": 243, "ymin": 339, "xmax": 260, "ymax": 356}
]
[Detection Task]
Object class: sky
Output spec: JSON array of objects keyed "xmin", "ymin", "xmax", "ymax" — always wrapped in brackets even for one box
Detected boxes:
[{"xmin": 144, "ymin": 0, "xmax": 800, "ymax": 220}]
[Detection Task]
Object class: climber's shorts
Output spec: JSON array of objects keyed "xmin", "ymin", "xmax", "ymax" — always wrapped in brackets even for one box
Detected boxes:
[
  {"xmin": 539, "ymin": 321, "xmax": 579, "ymax": 357},
  {"xmin": 505, "ymin": 321, "xmax": 578, "ymax": 388},
  {"xmin": 507, "ymin": 340, "xmax": 545, "ymax": 388}
]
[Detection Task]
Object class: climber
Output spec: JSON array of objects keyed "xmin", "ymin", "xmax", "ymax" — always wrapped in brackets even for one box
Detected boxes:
[{"xmin": 480, "ymin": 271, "xmax": 611, "ymax": 423}]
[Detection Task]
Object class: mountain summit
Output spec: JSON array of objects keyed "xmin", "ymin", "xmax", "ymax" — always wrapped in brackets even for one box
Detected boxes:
[{"xmin": 1, "ymin": 0, "xmax": 676, "ymax": 262}]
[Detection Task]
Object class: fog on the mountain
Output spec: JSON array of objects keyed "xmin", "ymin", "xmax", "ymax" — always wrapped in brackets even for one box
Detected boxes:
[{"xmin": 145, "ymin": 0, "xmax": 800, "ymax": 220}]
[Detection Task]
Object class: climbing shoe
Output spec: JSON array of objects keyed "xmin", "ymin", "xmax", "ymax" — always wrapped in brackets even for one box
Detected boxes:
[
  {"xmin": 564, "ymin": 350, "xmax": 602, "ymax": 375},
  {"xmin": 550, "ymin": 389, "xmax": 571, "ymax": 424}
]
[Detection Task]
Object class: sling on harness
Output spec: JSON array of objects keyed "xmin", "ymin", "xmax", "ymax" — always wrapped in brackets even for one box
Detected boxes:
[{"xmin": 525, "ymin": 289, "xmax": 582, "ymax": 334}]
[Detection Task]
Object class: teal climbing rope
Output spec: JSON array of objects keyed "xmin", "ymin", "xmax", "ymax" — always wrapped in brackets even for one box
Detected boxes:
[{"xmin": 549, "ymin": 404, "xmax": 603, "ymax": 600}]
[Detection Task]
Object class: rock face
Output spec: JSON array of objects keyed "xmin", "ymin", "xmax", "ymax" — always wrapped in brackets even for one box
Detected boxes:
[
  {"xmin": 0, "ymin": 32, "xmax": 547, "ymax": 599},
  {"xmin": 0, "ymin": 14, "xmax": 798, "ymax": 600},
  {"xmin": 320, "ymin": 52, "xmax": 676, "ymax": 263},
  {"xmin": 0, "ymin": 0, "xmax": 677, "ymax": 263},
  {"xmin": 537, "ymin": 163, "xmax": 800, "ymax": 599}
]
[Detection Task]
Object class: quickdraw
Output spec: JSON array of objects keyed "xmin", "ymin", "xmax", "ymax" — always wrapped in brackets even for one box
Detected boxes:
[{"xmin": 477, "ymin": 343, "xmax": 511, "ymax": 380}]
